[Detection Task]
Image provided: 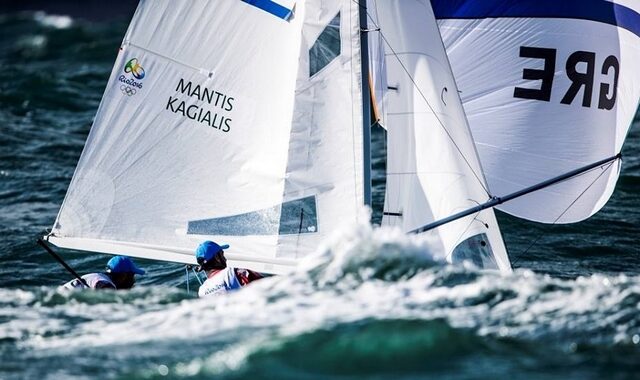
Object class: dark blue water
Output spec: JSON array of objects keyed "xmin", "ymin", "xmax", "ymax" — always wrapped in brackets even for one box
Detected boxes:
[{"xmin": 1, "ymin": 11, "xmax": 639, "ymax": 380}]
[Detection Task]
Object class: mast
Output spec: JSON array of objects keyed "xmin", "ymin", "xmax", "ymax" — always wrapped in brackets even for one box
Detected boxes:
[{"xmin": 359, "ymin": 0, "xmax": 372, "ymax": 207}]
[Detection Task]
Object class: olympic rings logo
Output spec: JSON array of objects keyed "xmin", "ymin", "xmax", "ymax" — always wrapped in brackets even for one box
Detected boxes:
[
  {"xmin": 120, "ymin": 85, "xmax": 137, "ymax": 96},
  {"xmin": 124, "ymin": 58, "xmax": 145, "ymax": 79}
]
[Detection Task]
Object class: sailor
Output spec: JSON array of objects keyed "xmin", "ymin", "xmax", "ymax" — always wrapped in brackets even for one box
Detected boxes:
[
  {"xmin": 61, "ymin": 256, "xmax": 145, "ymax": 290},
  {"xmin": 196, "ymin": 240, "xmax": 263, "ymax": 297}
]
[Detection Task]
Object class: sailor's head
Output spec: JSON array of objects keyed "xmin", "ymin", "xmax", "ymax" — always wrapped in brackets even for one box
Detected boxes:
[
  {"xmin": 106, "ymin": 256, "xmax": 145, "ymax": 289},
  {"xmin": 196, "ymin": 241, "xmax": 229, "ymax": 271}
]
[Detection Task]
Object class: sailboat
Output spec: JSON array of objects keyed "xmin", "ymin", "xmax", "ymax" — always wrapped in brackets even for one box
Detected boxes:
[{"xmin": 42, "ymin": 0, "xmax": 637, "ymax": 277}]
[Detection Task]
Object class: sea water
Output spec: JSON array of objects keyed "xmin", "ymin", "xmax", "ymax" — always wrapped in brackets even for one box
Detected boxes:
[{"xmin": 1, "ymin": 11, "xmax": 639, "ymax": 380}]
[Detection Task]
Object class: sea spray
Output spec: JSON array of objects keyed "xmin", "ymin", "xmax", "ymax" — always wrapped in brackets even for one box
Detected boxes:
[
  {"xmin": 2, "ymin": 223, "xmax": 640, "ymax": 379},
  {"xmin": 295, "ymin": 212, "xmax": 444, "ymax": 288}
]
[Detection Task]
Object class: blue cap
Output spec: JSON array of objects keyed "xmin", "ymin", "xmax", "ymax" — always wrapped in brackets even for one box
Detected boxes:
[
  {"xmin": 195, "ymin": 241, "xmax": 230, "ymax": 262},
  {"xmin": 106, "ymin": 256, "xmax": 145, "ymax": 275}
]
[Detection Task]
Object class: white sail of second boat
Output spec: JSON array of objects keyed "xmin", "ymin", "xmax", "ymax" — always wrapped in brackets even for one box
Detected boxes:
[
  {"xmin": 370, "ymin": 0, "xmax": 511, "ymax": 271},
  {"xmin": 433, "ymin": 0, "xmax": 640, "ymax": 223}
]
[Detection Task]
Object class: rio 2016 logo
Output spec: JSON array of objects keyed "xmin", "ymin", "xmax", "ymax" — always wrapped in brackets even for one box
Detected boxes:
[
  {"xmin": 119, "ymin": 57, "xmax": 146, "ymax": 96},
  {"xmin": 124, "ymin": 58, "xmax": 145, "ymax": 79}
]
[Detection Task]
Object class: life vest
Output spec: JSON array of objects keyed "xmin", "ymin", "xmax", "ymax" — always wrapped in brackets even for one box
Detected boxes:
[
  {"xmin": 198, "ymin": 267, "xmax": 242, "ymax": 297},
  {"xmin": 198, "ymin": 267, "xmax": 265, "ymax": 296},
  {"xmin": 61, "ymin": 273, "xmax": 116, "ymax": 290}
]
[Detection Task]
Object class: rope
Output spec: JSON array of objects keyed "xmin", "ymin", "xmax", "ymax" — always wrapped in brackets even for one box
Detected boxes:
[
  {"xmin": 185, "ymin": 266, "xmax": 190, "ymax": 294},
  {"xmin": 511, "ymin": 160, "xmax": 617, "ymax": 268},
  {"xmin": 192, "ymin": 266, "xmax": 204, "ymax": 285}
]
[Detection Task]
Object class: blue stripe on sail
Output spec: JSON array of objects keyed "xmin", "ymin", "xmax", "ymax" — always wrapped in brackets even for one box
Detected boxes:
[
  {"xmin": 242, "ymin": 0, "xmax": 293, "ymax": 21},
  {"xmin": 431, "ymin": 0, "xmax": 640, "ymax": 38}
]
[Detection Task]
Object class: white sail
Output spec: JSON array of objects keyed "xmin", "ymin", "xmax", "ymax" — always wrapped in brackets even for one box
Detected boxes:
[
  {"xmin": 275, "ymin": 0, "xmax": 366, "ymax": 262},
  {"xmin": 433, "ymin": 0, "xmax": 640, "ymax": 223},
  {"xmin": 375, "ymin": 0, "xmax": 512, "ymax": 272},
  {"xmin": 48, "ymin": 0, "xmax": 364, "ymax": 274}
]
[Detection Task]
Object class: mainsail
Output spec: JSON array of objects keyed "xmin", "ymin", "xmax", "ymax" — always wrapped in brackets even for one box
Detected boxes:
[
  {"xmin": 47, "ymin": 0, "xmax": 366, "ymax": 274},
  {"xmin": 433, "ymin": 0, "xmax": 640, "ymax": 223},
  {"xmin": 371, "ymin": 0, "xmax": 511, "ymax": 271},
  {"xmin": 48, "ymin": 0, "xmax": 516, "ymax": 274}
]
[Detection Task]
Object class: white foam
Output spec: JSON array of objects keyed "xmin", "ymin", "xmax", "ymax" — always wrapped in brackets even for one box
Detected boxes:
[
  {"xmin": 6, "ymin": 221, "xmax": 640, "ymax": 375},
  {"xmin": 33, "ymin": 12, "xmax": 73, "ymax": 29}
]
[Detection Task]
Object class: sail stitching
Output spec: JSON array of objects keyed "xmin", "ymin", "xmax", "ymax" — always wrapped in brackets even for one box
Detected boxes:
[{"xmin": 353, "ymin": 0, "xmax": 492, "ymax": 197}]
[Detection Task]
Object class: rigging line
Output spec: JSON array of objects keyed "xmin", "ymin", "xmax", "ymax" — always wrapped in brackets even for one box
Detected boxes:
[
  {"xmin": 411, "ymin": 154, "xmax": 621, "ymax": 234},
  {"xmin": 185, "ymin": 266, "xmax": 190, "ymax": 294},
  {"xmin": 511, "ymin": 160, "xmax": 617, "ymax": 269},
  {"xmin": 192, "ymin": 266, "xmax": 204, "ymax": 285},
  {"xmin": 298, "ymin": 208, "xmax": 305, "ymax": 234},
  {"xmin": 350, "ymin": 0, "xmax": 492, "ymax": 197},
  {"xmin": 37, "ymin": 238, "xmax": 90, "ymax": 288},
  {"xmin": 376, "ymin": 33, "xmax": 491, "ymax": 197}
]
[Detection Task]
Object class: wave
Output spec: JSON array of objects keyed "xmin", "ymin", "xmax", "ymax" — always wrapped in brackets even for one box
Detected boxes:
[
  {"xmin": 2, "ymin": 222, "xmax": 639, "ymax": 379},
  {"xmin": 33, "ymin": 12, "xmax": 73, "ymax": 29}
]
